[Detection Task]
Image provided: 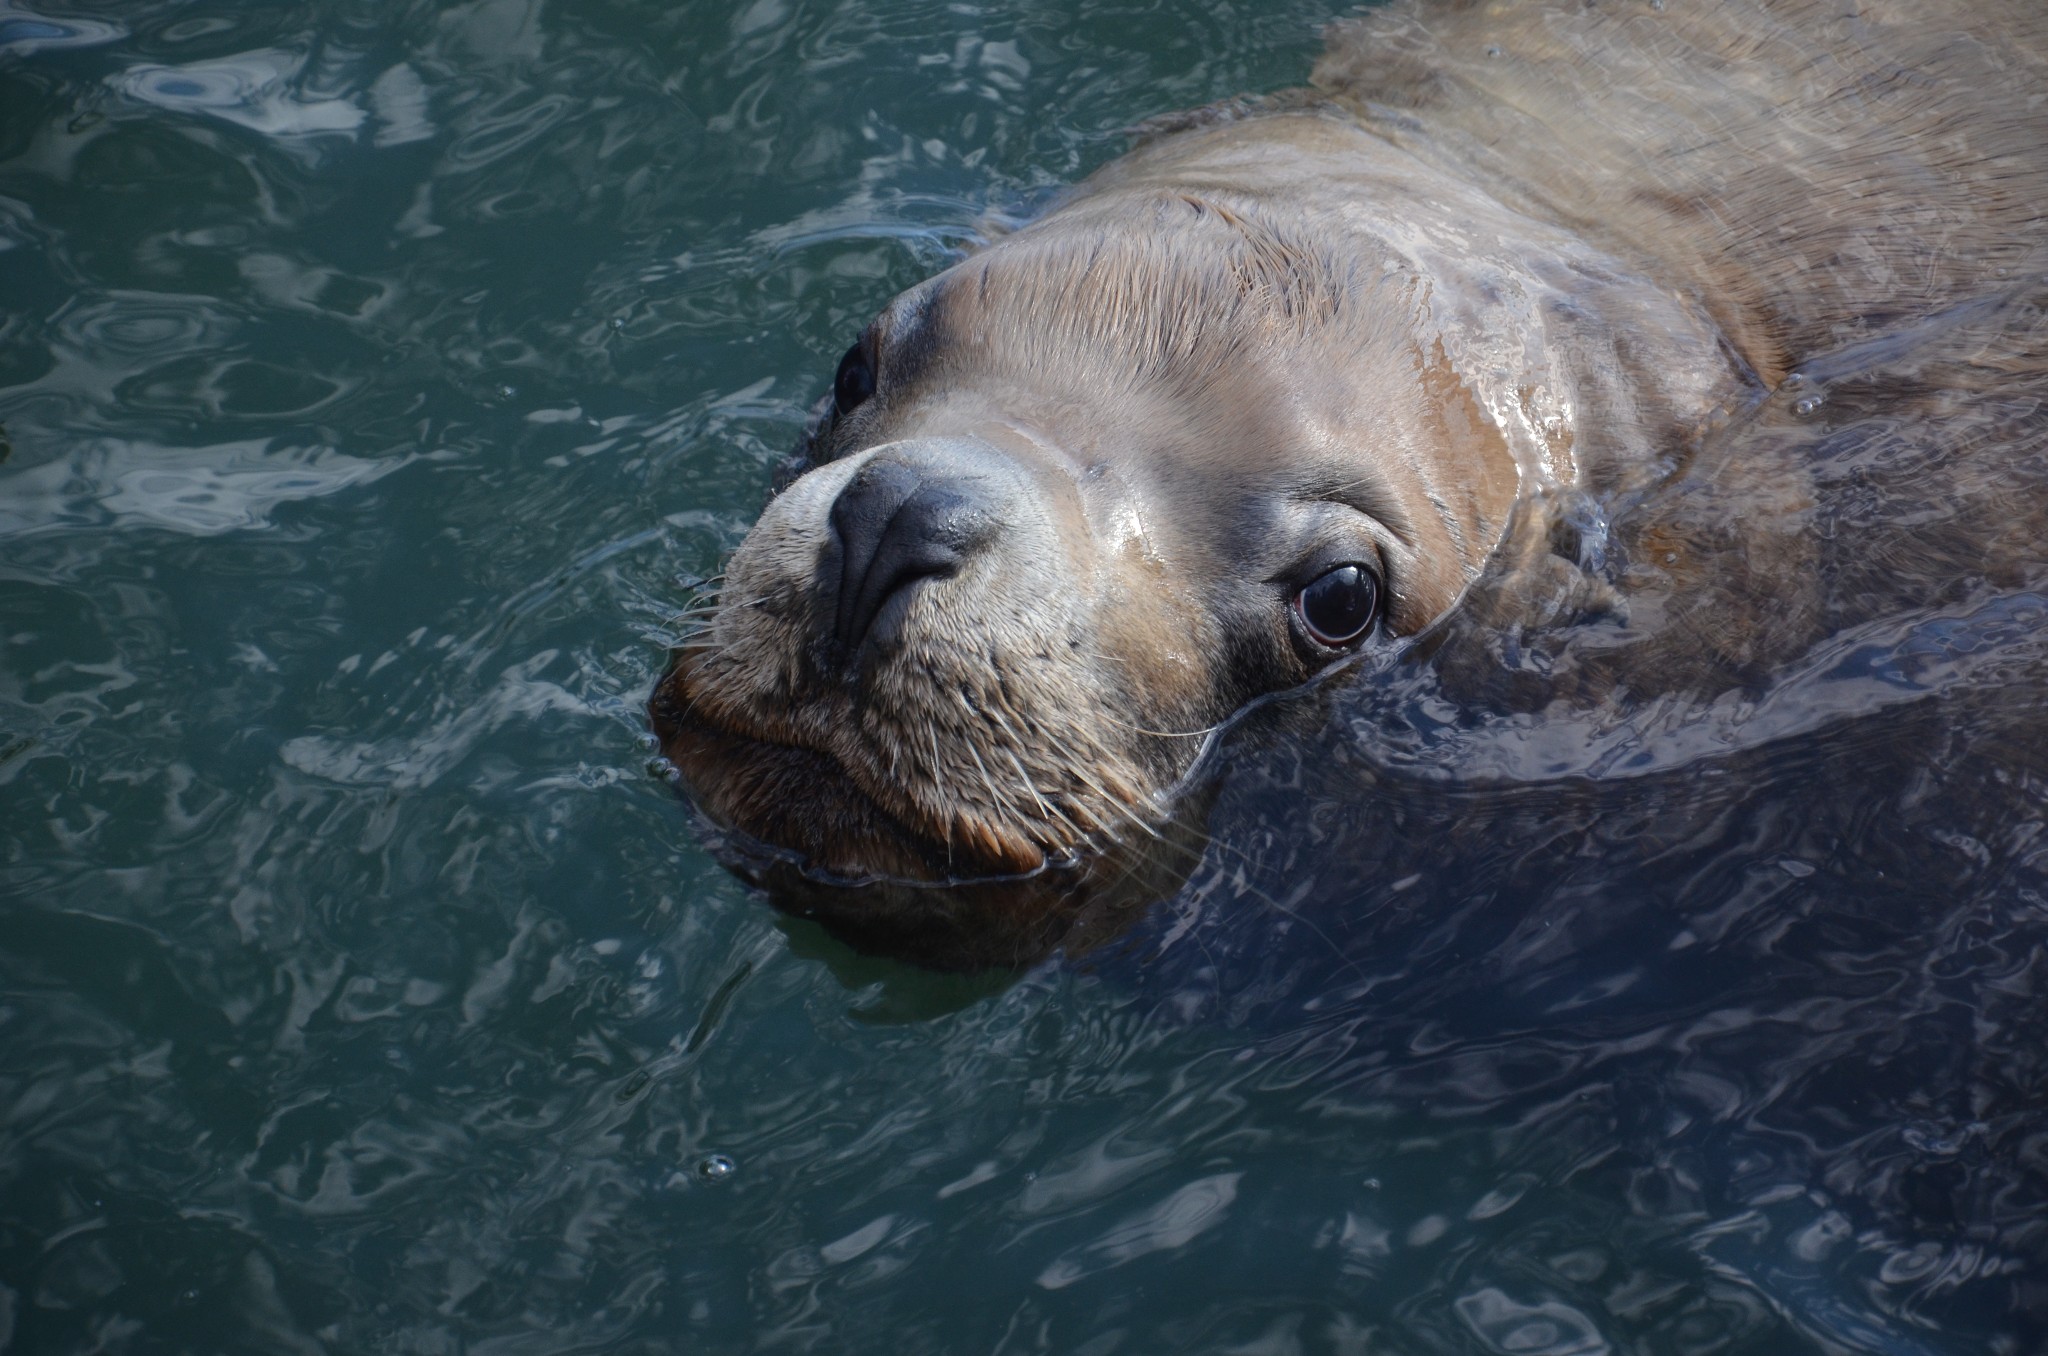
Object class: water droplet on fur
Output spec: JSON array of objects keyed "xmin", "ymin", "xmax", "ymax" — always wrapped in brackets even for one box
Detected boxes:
[
  {"xmin": 1793, "ymin": 395, "xmax": 1824, "ymax": 417},
  {"xmin": 695, "ymin": 1153, "xmax": 737, "ymax": 1182},
  {"xmin": 646, "ymin": 756, "xmax": 674, "ymax": 780},
  {"xmin": 1484, "ymin": 44, "xmax": 1504, "ymax": 58}
]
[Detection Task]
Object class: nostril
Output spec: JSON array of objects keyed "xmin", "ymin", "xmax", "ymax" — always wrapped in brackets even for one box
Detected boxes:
[{"xmin": 828, "ymin": 461, "xmax": 999, "ymax": 655}]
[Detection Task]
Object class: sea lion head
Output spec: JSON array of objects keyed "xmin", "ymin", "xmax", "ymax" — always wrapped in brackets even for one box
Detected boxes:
[{"xmin": 650, "ymin": 111, "xmax": 1740, "ymax": 937}]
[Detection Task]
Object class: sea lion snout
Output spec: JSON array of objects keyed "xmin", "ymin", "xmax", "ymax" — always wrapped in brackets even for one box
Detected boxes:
[
  {"xmin": 824, "ymin": 440, "xmax": 1011, "ymax": 660},
  {"xmin": 654, "ymin": 421, "xmax": 1158, "ymax": 884}
]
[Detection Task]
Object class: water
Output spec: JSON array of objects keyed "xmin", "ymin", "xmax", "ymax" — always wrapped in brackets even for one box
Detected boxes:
[{"xmin": 2, "ymin": 2, "xmax": 2045, "ymax": 1353}]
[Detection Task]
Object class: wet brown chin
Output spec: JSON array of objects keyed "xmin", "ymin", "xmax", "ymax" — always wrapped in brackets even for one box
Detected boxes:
[{"xmin": 648, "ymin": 666, "xmax": 1044, "ymax": 882}]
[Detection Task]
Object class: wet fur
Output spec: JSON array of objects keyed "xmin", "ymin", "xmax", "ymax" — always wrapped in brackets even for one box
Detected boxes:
[
  {"xmin": 1312, "ymin": 0, "xmax": 2048, "ymax": 382},
  {"xmin": 655, "ymin": 0, "xmax": 2048, "ymax": 897}
]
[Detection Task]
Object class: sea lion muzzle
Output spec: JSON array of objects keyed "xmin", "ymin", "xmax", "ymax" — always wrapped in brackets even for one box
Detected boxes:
[{"xmin": 652, "ymin": 418, "xmax": 1176, "ymax": 893}]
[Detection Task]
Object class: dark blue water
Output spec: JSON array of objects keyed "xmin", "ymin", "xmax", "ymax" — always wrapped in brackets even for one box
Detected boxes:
[{"xmin": 3, "ymin": 1, "xmax": 2045, "ymax": 1353}]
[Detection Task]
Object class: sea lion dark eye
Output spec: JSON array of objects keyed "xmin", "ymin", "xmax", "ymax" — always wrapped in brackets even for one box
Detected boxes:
[
  {"xmin": 1293, "ymin": 564, "xmax": 1379, "ymax": 647},
  {"xmin": 833, "ymin": 341, "xmax": 875, "ymax": 416}
]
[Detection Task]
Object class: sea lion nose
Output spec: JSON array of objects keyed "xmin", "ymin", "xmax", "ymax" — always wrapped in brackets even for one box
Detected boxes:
[{"xmin": 827, "ymin": 455, "xmax": 1000, "ymax": 655}]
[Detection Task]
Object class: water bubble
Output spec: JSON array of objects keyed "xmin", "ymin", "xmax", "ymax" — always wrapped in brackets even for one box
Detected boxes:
[
  {"xmin": 1484, "ymin": 45, "xmax": 1504, "ymax": 58},
  {"xmin": 1780, "ymin": 371, "xmax": 1807, "ymax": 390},
  {"xmin": 610, "ymin": 317, "xmax": 626, "ymax": 331},
  {"xmin": 646, "ymin": 756, "xmax": 674, "ymax": 780},
  {"xmin": 497, "ymin": 384, "xmax": 518, "ymax": 400},
  {"xmin": 1363, "ymin": 1177, "xmax": 1382, "ymax": 1190},
  {"xmin": 695, "ymin": 1153, "xmax": 737, "ymax": 1182},
  {"xmin": 1793, "ymin": 395, "xmax": 1824, "ymax": 417}
]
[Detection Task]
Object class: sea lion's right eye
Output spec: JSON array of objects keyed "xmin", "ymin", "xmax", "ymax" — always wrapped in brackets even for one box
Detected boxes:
[
  {"xmin": 833, "ymin": 341, "xmax": 876, "ymax": 416},
  {"xmin": 1294, "ymin": 564, "xmax": 1380, "ymax": 648}
]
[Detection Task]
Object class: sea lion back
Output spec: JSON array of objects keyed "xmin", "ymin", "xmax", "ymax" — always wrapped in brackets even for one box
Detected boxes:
[{"xmin": 1312, "ymin": 0, "xmax": 2048, "ymax": 383}]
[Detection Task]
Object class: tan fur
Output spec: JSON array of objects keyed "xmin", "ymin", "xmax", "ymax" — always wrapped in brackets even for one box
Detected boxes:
[
  {"xmin": 653, "ymin": 0, "xmax": 2048, "ymax": 894},
  {"xmin": 1312, "ymin": 0, "xmax": 2048, "ymax": 383}
]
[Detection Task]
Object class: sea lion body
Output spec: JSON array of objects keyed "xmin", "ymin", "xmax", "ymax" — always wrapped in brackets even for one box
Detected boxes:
[{"xmin": 652, "ymin": 0, "xmax": 2048, "ymax": 940}]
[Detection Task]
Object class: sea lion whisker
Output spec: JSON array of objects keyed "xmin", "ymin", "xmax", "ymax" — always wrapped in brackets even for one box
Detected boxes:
[
  {"xmin": 1009, "ymin": 763, "xmax": 1063, "ymax": 835},
  {"xmin": 663, "ymin": 608, "xmax": 723, "ymax": 630},
  {"xmin": 984, "ymin": 707, "xmax": 1088, "ymax": 842},
  {"xmin": 954, "ymin": 688, "xmax": 1091, "ymax": 847},
  {"xmin": 928, "ymin": 723, "xmax": 954, "ymax": 870},
  {"xmin": 957, "ymin": 725, "xmax": 1007, "ymax": 819},
  {"xmin": 1093, "ymin": 711, "xmax": 1227, "ymax": 740},
  {"xmin": 1062, "ymin": 762, "xmax": 1167, "ymax": 844}
]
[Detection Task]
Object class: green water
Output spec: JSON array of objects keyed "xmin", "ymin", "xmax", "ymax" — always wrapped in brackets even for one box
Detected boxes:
[{"xmin": 5, "ymin": 1, "xmax": 2047, "ymax": 1353}]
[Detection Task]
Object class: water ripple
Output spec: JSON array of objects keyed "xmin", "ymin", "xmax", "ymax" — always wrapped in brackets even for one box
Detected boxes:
[
  {"xmin": 112, "ymin": 50, "xmax": 364, "ymax": 139},
  {"xmin": 3, "ymin": 0, "xmax": 2044, "ymax": 1352}
]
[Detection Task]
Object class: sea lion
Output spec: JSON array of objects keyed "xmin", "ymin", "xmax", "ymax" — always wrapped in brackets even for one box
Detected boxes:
[{"xmin": 650, "ymin": 0, "xmax": 2048, "ymax": 958}]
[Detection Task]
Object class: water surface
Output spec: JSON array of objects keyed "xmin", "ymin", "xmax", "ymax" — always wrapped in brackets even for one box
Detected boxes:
[{"xmin": 2, "ymin": 2, "xmax": 2044, "ymax": 1353}]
